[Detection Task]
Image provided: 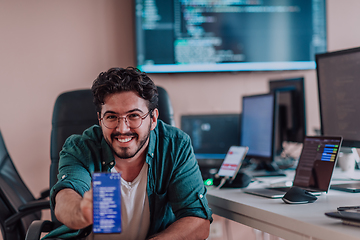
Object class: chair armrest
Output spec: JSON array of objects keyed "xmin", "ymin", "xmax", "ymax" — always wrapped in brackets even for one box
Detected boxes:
[
  {"xmin": 38, "ymin": 189, "xmax": 50, "ymax": 200},
  {"xmin": 5, "ymin": 199, "xmax": 50, "ymax": 229},
  {"xmin": 25, "ymin": 220, "xmax": 55, "ymax": 240},
  {"xmin": 18, "ymin": 199, "xmax": 50, "ymax": 212}
]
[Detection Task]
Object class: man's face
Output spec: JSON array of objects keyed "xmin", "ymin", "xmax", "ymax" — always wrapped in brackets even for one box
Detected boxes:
[{"xmin": 99, "ymin": 91, "xmax": 158, "ymax": 160}]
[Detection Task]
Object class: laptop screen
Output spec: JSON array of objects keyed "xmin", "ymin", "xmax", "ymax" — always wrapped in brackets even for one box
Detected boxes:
[{"xmin": 293, "ymin": 136, "xmax": 343, "ymax": 191}]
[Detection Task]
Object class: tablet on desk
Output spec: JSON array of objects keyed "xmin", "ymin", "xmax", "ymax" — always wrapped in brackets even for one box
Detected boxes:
[
  {"xmin": 244, "ymin": 136, "xmax": 343, "ymax": 198},
  {"xmin": 331, "ymin": 183, "xmax": 360, "ymax": 193}
]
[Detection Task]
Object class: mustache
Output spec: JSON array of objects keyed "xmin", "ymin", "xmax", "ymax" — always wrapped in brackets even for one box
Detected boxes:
[{"xmin": 111, "ymin": 132, "xmax": 138, "ymax": 138}]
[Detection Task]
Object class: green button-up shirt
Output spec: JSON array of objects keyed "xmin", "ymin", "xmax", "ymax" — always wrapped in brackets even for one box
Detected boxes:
[{"xmin": 46, "ymin": 120, "xmax": 212, "ymax": 239}]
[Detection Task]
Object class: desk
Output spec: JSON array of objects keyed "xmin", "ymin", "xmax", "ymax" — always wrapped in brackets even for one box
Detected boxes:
[{"xmin": 207, "ymin": 169, "xmax": 360, "ymax": 240}]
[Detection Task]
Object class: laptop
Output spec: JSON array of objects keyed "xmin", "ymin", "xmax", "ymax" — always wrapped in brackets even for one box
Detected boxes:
[{"xmin": 244, "ymin": 136, "xmax": 343, "ymax": 198}]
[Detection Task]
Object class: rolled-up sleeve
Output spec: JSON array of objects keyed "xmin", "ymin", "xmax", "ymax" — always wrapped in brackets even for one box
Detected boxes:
[
  {"xmin": 168, "ymin": 135, "xmax": 213, "ymax": 221},
  {"xmin": 50, "ymin": 135, "xmax": 95, "ymax": 210}
]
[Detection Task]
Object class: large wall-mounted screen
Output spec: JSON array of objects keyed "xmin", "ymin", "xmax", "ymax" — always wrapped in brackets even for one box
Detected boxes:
[{"xmin": 135, "ymin": 0, "xmax": 327, "ymax": 73}]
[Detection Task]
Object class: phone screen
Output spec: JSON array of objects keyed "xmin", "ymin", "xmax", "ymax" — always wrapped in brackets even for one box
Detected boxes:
[
  {"xmin": 92, "ymin": 172, "xmax": 122, "ymax": 234},
  {"xmin": 217, "ymin": 146, "xmax": 248, "ymax": 180}
]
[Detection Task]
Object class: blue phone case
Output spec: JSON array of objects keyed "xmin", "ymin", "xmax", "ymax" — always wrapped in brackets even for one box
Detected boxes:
[{"xmin": 92, "ymin": 172, "xmax": 121, "ymax": 234}]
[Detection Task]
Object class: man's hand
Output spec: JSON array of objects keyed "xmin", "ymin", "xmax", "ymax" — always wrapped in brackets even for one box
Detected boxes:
[
  {"xmin": 54, "ymin": 188, "xmax": 93, "ymax": 230},
  {"xmin": 80, "ymin": 189, "xmax": 93, "ymax": 224}
]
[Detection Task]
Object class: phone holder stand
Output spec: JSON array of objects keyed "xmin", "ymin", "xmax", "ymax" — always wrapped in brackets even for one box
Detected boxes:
[{"xmin": 213, "ymin": 171, "xmax": 252, "ymax": 188}]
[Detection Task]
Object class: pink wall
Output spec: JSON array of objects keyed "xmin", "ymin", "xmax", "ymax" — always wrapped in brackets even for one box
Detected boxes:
[
  {"xmin": 0, "ymin": 0, "xmax": 360, "ymax": 205},
  {"xmin": 0, "ymin": 1, "xmax": 136, "ymax": 196}
]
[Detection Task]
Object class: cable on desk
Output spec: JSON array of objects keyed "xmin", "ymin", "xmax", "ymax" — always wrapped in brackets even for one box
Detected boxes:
[{"xmin": 215, "ymin": 176, "xmax": 228, "ymax": 189}]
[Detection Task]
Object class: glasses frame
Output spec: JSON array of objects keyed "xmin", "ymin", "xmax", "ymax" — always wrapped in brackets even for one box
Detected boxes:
[{"xmin": 100, "ymin": 109, "xmax": 153, "ymax": 129}]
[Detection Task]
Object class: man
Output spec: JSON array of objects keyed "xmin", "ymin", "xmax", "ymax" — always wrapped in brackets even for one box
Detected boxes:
[{"xmin": 45, "ymin": 67, "xmax": 212, "ymax": 239}]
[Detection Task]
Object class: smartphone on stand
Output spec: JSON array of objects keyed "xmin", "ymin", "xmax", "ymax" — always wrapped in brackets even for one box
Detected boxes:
[
  {"xmin": 92, "ymin": 172, "xmax": 122, "ymax": 234},
  {"xmin": 216, "ymin": 146, "xmax": 249, "ymax": 187}
]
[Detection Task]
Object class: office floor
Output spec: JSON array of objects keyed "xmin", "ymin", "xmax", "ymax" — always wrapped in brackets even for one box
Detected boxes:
[{"xmin": 209, "ymin": 215, "xmax": 285, "ymax": 240}]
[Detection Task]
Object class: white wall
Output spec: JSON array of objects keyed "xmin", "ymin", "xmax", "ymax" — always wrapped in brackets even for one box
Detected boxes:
[{"xmin": 0, "ymin": 0, "xmax": 360, "ymax": 201}]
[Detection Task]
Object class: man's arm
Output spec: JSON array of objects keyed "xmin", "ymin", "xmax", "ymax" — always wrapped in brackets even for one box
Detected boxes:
[
  {"xmin": 148, "ymin": 216, "xmax": 210, "ymax": 240},
  {"xmin": 54, "ymin": 188, "xmax": 93, "ymax": 230}
]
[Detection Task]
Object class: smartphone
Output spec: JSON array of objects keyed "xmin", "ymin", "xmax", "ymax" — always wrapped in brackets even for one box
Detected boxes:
[
  {"xmin": 92, "ymin": 172, "xmax": 122, "ymax": 234},
  {"xmin": 217, "ymin": 146, "xmax": 249, "ymax": 181}
]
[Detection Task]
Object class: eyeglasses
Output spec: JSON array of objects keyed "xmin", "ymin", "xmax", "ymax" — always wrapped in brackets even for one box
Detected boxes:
[{"xmin": 100, "ymin": 110, "xmax": 153, "ymax": 129}]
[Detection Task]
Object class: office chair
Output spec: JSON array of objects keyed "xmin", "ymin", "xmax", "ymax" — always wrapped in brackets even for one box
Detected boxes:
[
  {"xmin": 0, "ymin": 130, "xmax": 50, "ymax": 240},
  {"xmin": 157, "ymin": 86, "xmax": 175, "ymax": 127},
  {"xmin": 49, "ymin": 89, "xmax": 99, "ymax": 227},
  {"xmin": 25, "ymin": 86, "xmax": 175, "ymax": 239}
]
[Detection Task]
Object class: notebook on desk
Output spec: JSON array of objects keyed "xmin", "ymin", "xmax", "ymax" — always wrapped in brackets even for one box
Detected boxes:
[{"xmin": 244, "ymin": 136, "xmax": 343, "ymax": 198}]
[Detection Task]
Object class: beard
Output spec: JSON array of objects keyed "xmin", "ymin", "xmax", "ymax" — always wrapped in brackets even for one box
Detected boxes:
[{"xmin": 106, "ymin": 123, "xmax": 151, "ymax": 159}]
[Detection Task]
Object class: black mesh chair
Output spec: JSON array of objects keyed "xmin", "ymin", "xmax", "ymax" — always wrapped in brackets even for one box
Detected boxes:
[
  {"xmin": 0, "ymin": 130, "xmax": 50, "ymax": 240},
  {"xmin": 25, "ymin": 86, "xmax": 175, "ymax": 239},
  {"xmin": 49, "ymin": 89, "xmax": 99, "ymax": 228},
  {"xmin": 157, "ymin": 86, "xmax": 175, "ymax": 127}
]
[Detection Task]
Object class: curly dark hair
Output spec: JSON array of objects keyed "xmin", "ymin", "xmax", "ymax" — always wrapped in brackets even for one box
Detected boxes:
[{"xmin": 91, "ymin": 67, "xmax": 158, "ymax": 114}]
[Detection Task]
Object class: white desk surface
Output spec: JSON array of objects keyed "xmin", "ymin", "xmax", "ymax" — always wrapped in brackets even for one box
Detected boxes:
[{"xmin": 207, "ymin": 168, "xmax": 360, "ymax": 240}]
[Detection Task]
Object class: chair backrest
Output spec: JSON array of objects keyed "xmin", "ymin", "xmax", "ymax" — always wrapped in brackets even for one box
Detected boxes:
[
  {"xmin": 157, "ymin": 86, "xmax": 175, "ymax": 127},
  {"xmin": 49, "ymin": 89, "xmax": 98, "ymax": 225},
  {"xmin": 49, "ymin": 86, "xmax": 175, "ymax": 223},
  {"xmin": 0, "ymin": 130, "xmax": 41, "ymax": 240}
]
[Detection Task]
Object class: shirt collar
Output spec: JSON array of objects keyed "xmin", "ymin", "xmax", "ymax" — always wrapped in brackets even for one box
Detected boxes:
[
  {"xmin": 99, "ymin": 124, "xmax": 158, "ymax": 168},
  {"xmin": 146, "ymin": 124, "xmax": 157, "ymax": 165},
  {"xmin": 101, "ymin": 137, "xmax": 115, "ymax": 168}
]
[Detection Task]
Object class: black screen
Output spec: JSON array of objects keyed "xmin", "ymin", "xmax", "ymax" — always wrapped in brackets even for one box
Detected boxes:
[
  {"xmin": 135, "ymin": 0, "xmax": 327, "ymax": 73},
  {"xmin": 269, "ymin": 77, "xmax": 306, "ymax": 155},
  {"xmin": 316, "ymin": 47, "xmax": 360, "ymax": 148},
  {"xmin": 181, "ymin": 114, "xmax": 241, "ymax": 180},
  {"xmin": 181, "ymin": 114, "xmax": 240, "ymax": 160}
]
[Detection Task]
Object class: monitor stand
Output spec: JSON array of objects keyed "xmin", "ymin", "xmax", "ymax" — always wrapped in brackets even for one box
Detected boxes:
[{"xmin": 242, "ymin": 160, "xmax": 286, "ymax": 177}]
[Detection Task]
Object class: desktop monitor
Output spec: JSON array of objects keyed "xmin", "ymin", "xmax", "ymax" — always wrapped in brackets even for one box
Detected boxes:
[
  {"xmin": 316, "ymin": 47, "xmax": 360, "ymax": 149},
  {"xmin": 240, "ymin": 93, "xmax": 278, "ymax": 172},
  {"xmin": 181, "ymin": 114, "xmax": 240, "ymax": 179},
  {"xmin": 269, "ymin": 77, "xmax": 306, "ymax": 155}
]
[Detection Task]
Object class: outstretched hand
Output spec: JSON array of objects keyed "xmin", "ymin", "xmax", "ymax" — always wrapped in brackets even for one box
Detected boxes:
[
  {"xmin": 80, "ymin": 188, "xmax": 93, "ymax": 225},
  {"xmin": 54, "ymin": 188, "xmax": 94, "ymax": 229}
]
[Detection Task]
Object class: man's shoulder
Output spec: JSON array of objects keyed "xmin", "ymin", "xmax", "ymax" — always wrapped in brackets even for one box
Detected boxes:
[
  {"xmin": 59, "ymin": 125, "xmax": 109, "ymax": 169},
  {"xmin": 64, "ymin": 125, "xmax": 103, "ymax": 147},
  {"xmin": 155, "ymin": 120, "xmax": 190, "ymax": 142}
]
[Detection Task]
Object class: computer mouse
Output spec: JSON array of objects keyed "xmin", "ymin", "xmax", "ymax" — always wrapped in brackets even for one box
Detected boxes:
[{"xmin": 282, "ymin": 186, "xmax": 317, "ymax": 204}]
